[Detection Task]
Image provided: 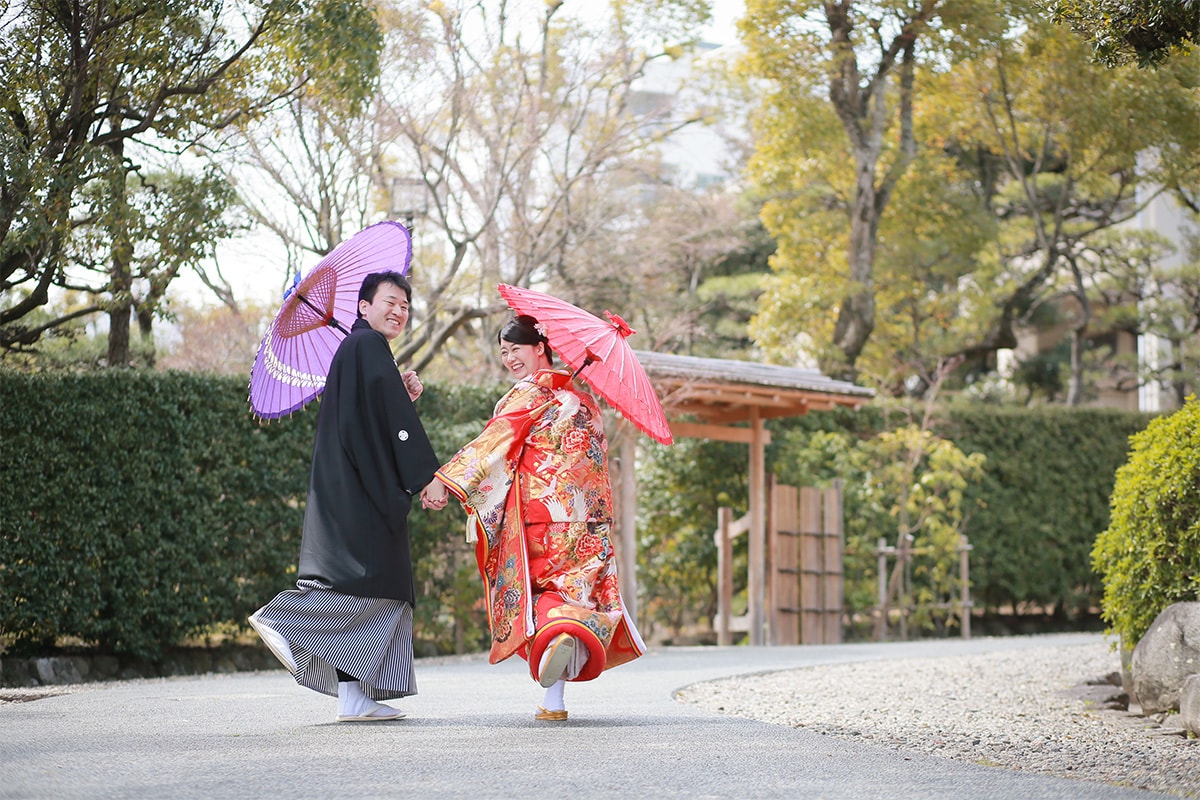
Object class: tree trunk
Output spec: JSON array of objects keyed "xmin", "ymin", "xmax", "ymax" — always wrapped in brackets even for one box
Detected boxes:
[
  {"xmin": 1066, "ymin": 262, "xmax": 1091, "ymax": 406},
  {"xmin": 105, "ymin": 137, "xmax": 134, "ymax": 368},
  {"xmin": 1066, "ymin": 327, "xmax": 1085, "ymax": 406},
  {"xmin": 137, "ymin": 308, "xmax": 157, "ymax": 368},
  {"xmin": 1169, "ymin": 337, "xmax": 1188, "ymax": 408},
  {"xmin": 823, "ymin": 20, "xmax": 921, "ymax": 380}
]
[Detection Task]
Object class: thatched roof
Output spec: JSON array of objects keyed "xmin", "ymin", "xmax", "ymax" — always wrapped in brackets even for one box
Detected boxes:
[{"xmin": 635, "ymin": 351, "xmax": 874, "ymax": 426}]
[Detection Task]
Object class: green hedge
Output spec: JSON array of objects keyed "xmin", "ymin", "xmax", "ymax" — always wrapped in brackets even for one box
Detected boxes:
[
  {"xmin": 1, "ymin": 370, "xmax": 1156, "ymax": 659},
  {"xmin": 938, "ymin": 405, "xmax": 1153, "ymax": 617},
  {"xmin": 0, "ymin": 371, "xmax": 498, "ymax": 660},
  {"xmin": 762, "ymin": 403, "xmax": 1154, "ymax": 621}
]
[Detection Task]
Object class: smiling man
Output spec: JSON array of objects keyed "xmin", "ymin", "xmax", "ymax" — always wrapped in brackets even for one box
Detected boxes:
[{"xmin": 249, "ymin": 271, "xmax": 443, "ymax": 723}]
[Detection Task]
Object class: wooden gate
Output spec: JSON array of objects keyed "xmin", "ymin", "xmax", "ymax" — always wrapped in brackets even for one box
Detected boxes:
[
  {"xmin": 768, "ymin": 479, "xmax": 844, "ymax": 645},
  {"xmin": 714, "ymin": 479, "xmax": 844, "ymax": 645}
]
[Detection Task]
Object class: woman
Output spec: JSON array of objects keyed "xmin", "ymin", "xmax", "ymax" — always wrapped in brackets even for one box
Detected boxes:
[{"xmin": 421, "ymin": 315, "xmax": 644, "ymax": 720}]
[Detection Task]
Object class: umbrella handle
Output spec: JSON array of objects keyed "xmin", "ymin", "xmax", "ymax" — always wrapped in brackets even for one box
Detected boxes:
[
  {"xmin": 295, "ymin": 290, "xmax": 350, "ymax": 336},
  {"xmin": 570, "ymin": 350, "xmax": 598, "ymax": 381}
]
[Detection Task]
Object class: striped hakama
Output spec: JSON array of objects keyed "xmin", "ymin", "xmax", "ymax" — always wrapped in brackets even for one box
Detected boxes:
[{"xmin": 253, "ymin": 580, "xmax": 416, "ymax": 700}]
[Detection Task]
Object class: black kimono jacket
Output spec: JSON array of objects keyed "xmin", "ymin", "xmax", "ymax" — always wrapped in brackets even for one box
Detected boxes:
[{"xmin": 298, "ymin": 318, "xmax": 440, "ymax": 604}]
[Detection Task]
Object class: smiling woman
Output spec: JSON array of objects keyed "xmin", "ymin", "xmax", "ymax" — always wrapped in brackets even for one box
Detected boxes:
[{"xmin": 422, "ymin": 313, "xmax": 645, "ymax": 722}]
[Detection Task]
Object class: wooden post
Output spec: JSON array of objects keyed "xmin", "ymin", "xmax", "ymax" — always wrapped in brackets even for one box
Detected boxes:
[
  {"xmin": 618, "ymin": 431, "xmax": 639, "ymax": 623},
  {"xmin": 747, "ymin": 409, "xmax": 766, "ymax": 646},
  {"xmin": 770, "ymin": 483, "xmax": 799, "ymax": 645},
  {"xmin": 798, "ymin": 486, "xmax": 823, "ymax": 644},
  {"xmin": 716, "ymin": 507, "xmax": 733, "ymax": 646},
  {"xmin": 959, "ymin": 534, "xmax": 973, "ymax": 640},
  {"xmin": 822, "ymin": 482, "xmax": 844, "ymax": 644},
  {"xmin": 876, "ymin": 537, "xmax": 889, "ymax": 641}
]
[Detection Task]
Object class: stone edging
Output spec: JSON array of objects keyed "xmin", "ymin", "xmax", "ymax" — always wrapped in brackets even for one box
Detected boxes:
[{"xmin": 0, "ymin": 645, "xmax": 282, "ymax": 689}]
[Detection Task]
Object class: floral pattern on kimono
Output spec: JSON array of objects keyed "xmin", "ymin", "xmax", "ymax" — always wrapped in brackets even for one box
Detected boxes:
[{"xmin": 435, "ymin": 369, "xmax": 644, "ymax": 672}]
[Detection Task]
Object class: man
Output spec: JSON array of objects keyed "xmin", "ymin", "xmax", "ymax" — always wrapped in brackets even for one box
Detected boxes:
[{"xmin": 249, "ymin": 271, "xmax": 445, "ymax": 722}]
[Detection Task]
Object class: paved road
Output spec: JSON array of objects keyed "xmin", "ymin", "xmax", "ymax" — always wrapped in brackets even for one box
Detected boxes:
[{"xmin": 0, "ymin": 633, "xmax": 1174, "ymax": 799}]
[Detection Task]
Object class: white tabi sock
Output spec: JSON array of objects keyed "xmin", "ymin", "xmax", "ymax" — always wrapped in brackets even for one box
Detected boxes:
[
  {"xmin": 336, "ymin": 680, "xmax": 403, "ymax": 721},
  {"xmin": 247, "ymin": 612, "xmax": 298, "ymax": 674},
  {"xmin": 541, "ymin": 679, "xmax": 565, "ymax": 712},
  {"xmin": 337, "ymin": 680, "xmax": 370, "ymax": 717},
  {"xmin": 566, "ymin": 642, "xmax": 590, "ymax": 680}
]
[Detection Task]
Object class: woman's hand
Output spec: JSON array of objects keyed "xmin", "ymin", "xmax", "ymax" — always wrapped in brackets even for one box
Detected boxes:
[{"xmin": 420, "ymin": 477, "xmax": 449, "ymax": 510}]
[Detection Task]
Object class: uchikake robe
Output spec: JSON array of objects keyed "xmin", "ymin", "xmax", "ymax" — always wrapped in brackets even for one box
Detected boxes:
[
  {"xmin": 435, "ymin": 368, "xmax": 644, "ymax": 680},
  {"xmin": 298, "ymin": 318, "xmax": 440, "ymax": 604}
]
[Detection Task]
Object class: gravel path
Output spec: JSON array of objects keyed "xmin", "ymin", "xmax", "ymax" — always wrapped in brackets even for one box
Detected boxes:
[{"xmin": 676, "ymin": 639, "xmax": 1198, "ymax": 798}]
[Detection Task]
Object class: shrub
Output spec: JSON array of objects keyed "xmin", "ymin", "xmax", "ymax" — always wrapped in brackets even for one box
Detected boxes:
[
  {"xmin": 0, "ymin": 371, "xmax": 499, "ymax": 661},
  {"xmin": 1092, "ymin": 396, "xmax": 1200, "ymax": 645}
]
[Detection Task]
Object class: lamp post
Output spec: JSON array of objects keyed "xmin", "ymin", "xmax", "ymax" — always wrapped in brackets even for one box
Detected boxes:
[{"xmin": 389, "ymin": 177, "xmax": 428, "ymax": 233}]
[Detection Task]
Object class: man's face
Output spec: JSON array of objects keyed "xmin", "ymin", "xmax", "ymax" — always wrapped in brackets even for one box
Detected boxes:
[{"xmin": 359, "ymin": 282, "xmax": 410, "ymax": 341}]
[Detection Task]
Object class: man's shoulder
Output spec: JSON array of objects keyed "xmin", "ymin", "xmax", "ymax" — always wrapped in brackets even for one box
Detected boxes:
[
  {"xmin": 327, "ymin": 326, "xmax": 391, "ymax": 378},
  {"xmin": 339, "ymin": 324, "xmax": 387, "ymax": 353}
]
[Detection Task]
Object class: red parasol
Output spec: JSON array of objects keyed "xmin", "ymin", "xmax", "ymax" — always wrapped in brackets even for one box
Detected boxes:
[
  {"xmin": 496, "ymin": 284, "xmax": 673, "ymax": 445},
  {"xmin": 248, "ymin": 221, "xmax": 412, "ymax": 419}
]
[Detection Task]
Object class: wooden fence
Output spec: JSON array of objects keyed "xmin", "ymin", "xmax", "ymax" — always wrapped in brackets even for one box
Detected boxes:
[{"xmin": 874, "ymin": 534, "xmax": 974, "ymax": 640}]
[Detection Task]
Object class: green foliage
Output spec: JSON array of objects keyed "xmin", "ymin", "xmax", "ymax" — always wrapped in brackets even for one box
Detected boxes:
[
  {"xmin": 637, "ymin": 437, "xmax": 748, "ymax": 640},
  {"xmin": 0, "ymin": 369, "xmax": 1161, "ymax": 657},
  {"xmin": 1092, "ymin": 396, "xmax": 1200, "ymax": 645},
  {"xmin": 0, "ymin": 371, "xmax": 311, "ymax": 659},
  {"xmin": 772, "ymin": 418, "xmax": 986, "ymax": 634},
  {"xmin": 771, "ymin": 402, "xmax": 1153, "ymax": 625},
  {"xmin": 937, "ymin": 405, "xmax": 1154, "ymax": 617},
  {"xmin": 744, "ymin": 3, "xmax": 1200, "ymax": 395},
  {"xmin": 407, "ymin": 381, "xmax": 504, "ymax": 655},
  {"xmin": 0, "ymin": 371, "xmax": 499, "ymax": 661},
  {"xmin": 1049, "ymin": 0, "xmax": 1200, "ymax": 67}
]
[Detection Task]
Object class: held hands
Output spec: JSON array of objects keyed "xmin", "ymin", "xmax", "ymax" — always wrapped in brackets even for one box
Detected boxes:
[
  {"xmin": 402, "ymin": 370, "xmax": 423, "ymax": 401},
  {"xmin": 420, "ymin": 477, "xmax": 449, "ymax": 510}
]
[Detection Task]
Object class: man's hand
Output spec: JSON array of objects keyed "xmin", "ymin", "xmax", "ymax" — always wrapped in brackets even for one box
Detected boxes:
[
  {"xmin": 420, "ymin": 478, "xmax": 449, "ymax": 510},
  {"xmin": 401, "ymin": 370, "xmax": 423, "ymax": 401}
]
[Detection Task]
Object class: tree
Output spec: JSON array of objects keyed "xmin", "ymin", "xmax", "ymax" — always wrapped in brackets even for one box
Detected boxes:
[
  {"xmin": 1048, "ymin": 0, "xmax": 1200, "ymax": 68},
  {"xmin": 157, "ymin": 301, "xmax": 273, "ymax": 375},
  {"xmin": 747, "ymin": 8, "xmax": 1200, "ymax": 402},
  {"xmin": 567, "ymin": 183, "xmax": 769, "ymax": 360},
  {"xmin": 216, "ymin": 1, "xmax": 762, "ymax": 375},
  {"xmin": 207, "ymin": 0, "xmax": 384, "ymax": 288},
  {"xmin": 750, "ymin": 136, "xmax": 994, "ymax": 394},
  {"xmin": 1086, "ymin": 227, "xmax": 1200, "ymax": 406},
  {"xmin": 925, "ymin": 19, "xmax": 1200, "ymax": 403},
  {"xmin": 739, "ymin": 0, "xmax": 1015, "ymax": 379},
  {"xmin": 374, "ymin": 0, "xmax": 713, "ymax": 376},
  {"xmin": 0, "ymin": 0, "xmax": 380, "ymax": 365}
]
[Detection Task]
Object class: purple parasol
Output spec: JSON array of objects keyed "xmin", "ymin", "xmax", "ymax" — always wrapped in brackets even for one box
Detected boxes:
[{"xmin": 248, "ymin": 220, "xmax": 412, "ymax": 419}]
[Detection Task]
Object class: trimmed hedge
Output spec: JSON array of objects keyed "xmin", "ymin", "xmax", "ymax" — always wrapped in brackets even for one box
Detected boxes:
[
  {"xmin": 938, "ymin": 405, "xmax": 1154, "ymax": 618},
  {"xmin": 0, "ymin": 371, "xmax": 498, "ymax": 660},
  {"xmin": 1, "ymin": 370, "xmax": 1157, "ymax": 658},
  {"xmin": 763, "ymin": 402, "xmax": 1154, "ymax": 620}
]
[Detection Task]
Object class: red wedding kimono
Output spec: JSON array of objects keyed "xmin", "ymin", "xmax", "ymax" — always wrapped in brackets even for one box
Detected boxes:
[{"xmin": 435, "ymin": 369, "xmax": 644, "ymax": 681}]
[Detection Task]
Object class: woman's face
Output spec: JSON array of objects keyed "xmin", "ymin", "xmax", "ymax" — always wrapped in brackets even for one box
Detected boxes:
[{"xmin": 499, "ymin": 340, "xmax": 548, "ymax": 379}]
